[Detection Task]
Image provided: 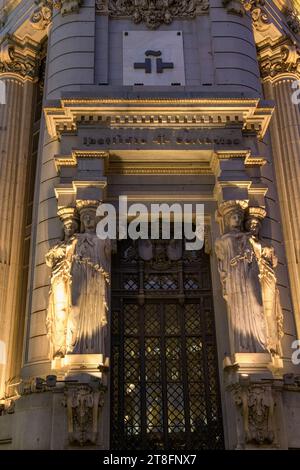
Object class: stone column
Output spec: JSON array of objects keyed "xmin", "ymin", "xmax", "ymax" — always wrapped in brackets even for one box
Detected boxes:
[
  {"xmin": 260, "ymin": 40, "xmax": 300, "ymax": 338},
  {"xmin": 0, "ymin": 36, "xmax": 39, "ymax": 396}
]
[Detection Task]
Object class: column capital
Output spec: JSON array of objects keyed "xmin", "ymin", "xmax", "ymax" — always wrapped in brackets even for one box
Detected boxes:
[
  {"xmin": 0, "ymin": 34, "xmax": 40, "ymax": 82},
  {"xmin": 258, "ymin": 38, "xmax": 300, "ymax": 82}
]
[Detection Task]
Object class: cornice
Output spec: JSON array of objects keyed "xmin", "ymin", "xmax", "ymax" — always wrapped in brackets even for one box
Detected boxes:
[
  {"xmin": 43, "ymin": 97, "xmax": 274, "ymax": 141},
  {"xmin": 0, "ymin": 33, "xmax": 40, "ymax": 81}
]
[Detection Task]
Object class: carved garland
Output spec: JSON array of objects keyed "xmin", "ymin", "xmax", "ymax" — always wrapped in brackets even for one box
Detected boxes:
[{"xmin": 96, "ymin": 0, "xmax": 209, "ymax": 29}]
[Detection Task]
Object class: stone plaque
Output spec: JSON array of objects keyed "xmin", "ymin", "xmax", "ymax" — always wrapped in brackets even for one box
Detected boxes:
[{"xmin": 123, "ymin": 31, "xmax": 185, "ymax": 86}]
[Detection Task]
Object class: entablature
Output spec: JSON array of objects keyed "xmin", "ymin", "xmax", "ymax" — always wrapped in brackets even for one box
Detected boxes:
[{"xmin": 44, "ymin": 97, "xmax": 274, "ymax": 140}]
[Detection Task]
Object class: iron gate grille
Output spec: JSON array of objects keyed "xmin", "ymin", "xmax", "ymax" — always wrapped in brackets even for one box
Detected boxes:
[{"xmin": 111, "ymin": 239, "xmax": 224, "ymax": 450}]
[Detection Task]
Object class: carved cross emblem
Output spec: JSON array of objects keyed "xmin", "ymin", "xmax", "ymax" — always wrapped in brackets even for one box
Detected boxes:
[{"xmin": 134, "ymin": 50, "xmax": 174, "ymax": 74}]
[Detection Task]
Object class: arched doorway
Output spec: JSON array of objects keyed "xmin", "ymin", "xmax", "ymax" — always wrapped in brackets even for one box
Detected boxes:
[{"xmin": 110, "ymin": 236, "xmax": 224, "ymax": 450}]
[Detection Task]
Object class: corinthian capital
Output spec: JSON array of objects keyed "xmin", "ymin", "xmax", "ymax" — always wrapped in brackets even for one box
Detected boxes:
[
  {"xmin": 259, "ymin": 39, "xmax": 300, "ymax": 81},
  {"xmin": 0, "ymin": 35, "xmax": 40, "ymax": 81}
]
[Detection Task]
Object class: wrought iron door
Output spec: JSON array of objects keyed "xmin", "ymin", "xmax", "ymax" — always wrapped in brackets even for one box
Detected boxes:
[{"xmin": 111, "ymin": 237, "xmax": 224, "ymax": 450}]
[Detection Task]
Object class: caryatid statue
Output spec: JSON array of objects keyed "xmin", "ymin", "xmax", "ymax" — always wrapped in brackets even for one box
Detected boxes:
[
  {"xmin": 215, "ymin": 201, "xmax": 269, "ymax": 354},
  {"xmin": 46, "ymin": 207, "xmax": 79, "ymax": 359},
  {"xmin": 244, "ymin": 207, "xmax": 284, "ymax": 356},
  {"xmin": 67, "ymin": 200, "xmax": 111, "ymax": 356}
]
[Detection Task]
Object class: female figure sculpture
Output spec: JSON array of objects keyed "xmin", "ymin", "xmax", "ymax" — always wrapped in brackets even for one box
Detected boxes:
[
  {"xmin": 244, "ymin": 208, "xmax": 283, "ymax": 356},
  {"xmin": 46, "ymin": 208, "xmax": 79, "ymax": 359},
  {"xmin": 67, "ymin": 201, "xmax": 110, "ymax": 355},
  {"xmin": 215, "ymin": 201, "xmax": 268, "ymax": 353}
]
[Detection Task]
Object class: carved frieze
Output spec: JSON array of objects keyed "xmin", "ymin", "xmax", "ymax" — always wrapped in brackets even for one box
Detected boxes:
[
  {"xmin": 0, "ymin": 35, "xmax": 40, "ymax": 81},
  {"xmin": 96, "ymin": 0, "xmax": 209, "ymax": 29}
]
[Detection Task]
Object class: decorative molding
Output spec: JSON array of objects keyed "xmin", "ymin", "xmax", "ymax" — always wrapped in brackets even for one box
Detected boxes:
[
  {"xmin": 96, "ymin": 0, "xmax": 209, "ymax": 29},
  {"xmin": 259, "ymin": 39, "xmax": 300, "ymax": 81},
  {"xmin": 44, "ymin": 98, "xmax": 274, "ymax": 140},
  {"xmin": 0, "ymin": 35, "xmax": 40, "ymax": 81},
  {"xmin": 63, "ymin": 382, "xmax": 106, "ymax": 446}
]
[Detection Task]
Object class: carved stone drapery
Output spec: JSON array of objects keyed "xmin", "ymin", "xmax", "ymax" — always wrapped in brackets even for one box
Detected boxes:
[
  {"xmin": 96, "ymin": 0, "xmax": 209, "ymax": 29},
  {"xmin": 259, "ymin": 40, "xmax": 300, "ymax": 80},
  {"xmin": 46, "ymin": 201, "xmax": 110, "ymax": 359},
  {"xmin": 231, "ymin": 381, "xmax": 275, "ymax": 446},
  {"xmin": 46, "ymin": 207, "xmax": 80, "ymax": 359},
  {"xmin": 63, "ymin": 382, "xmax": 106, "ymax": 446},
  {"xmin": 215, "ymin": 201, "xmax": 283, "ymax": 356},
  {"xmin": 0, "ymin": 35, "xmax": 40, "ymax": 81}
]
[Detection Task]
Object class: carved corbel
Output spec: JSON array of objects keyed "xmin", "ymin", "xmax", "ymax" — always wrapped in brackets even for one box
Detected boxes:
[
  {"xmin": 231, "ymin": 380, "xmax": 276, "ymax": 446},
  {"xmin": 97, "ymin": 1, "xmax": 209, "ymax": 29},
  {"xmin": 62, "ymin": 382, "xmax": 107, "ymax": 446}
]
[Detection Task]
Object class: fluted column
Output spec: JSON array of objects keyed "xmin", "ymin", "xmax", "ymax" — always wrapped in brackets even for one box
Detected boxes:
[
  {"xmin": 0, "ymin": 36, "xmax": 39, "ymax": 397},
  {"xmin": 260, "ymin": 40, "xmax": 300, "ymax": 338}
]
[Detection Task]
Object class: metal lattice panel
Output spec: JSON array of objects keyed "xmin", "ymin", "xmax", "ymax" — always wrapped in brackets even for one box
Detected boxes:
[{"xmin": 111, "ymin": 238, "xmax": 224, "ymax": 450}]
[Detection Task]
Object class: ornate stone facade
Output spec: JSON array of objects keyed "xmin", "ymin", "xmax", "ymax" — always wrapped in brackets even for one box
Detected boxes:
[{"xmin": 96, "ymin": 0, "xmax": 209, "ymax": 29}]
